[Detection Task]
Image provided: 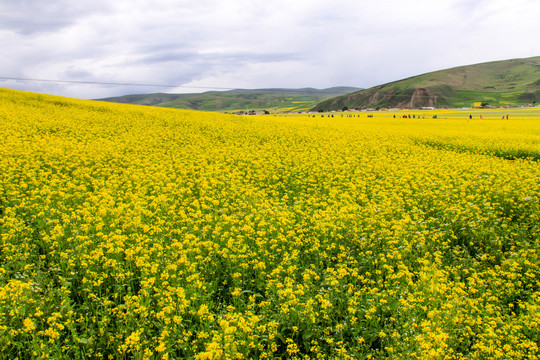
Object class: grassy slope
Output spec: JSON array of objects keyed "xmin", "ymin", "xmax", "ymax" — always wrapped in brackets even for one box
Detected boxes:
[
  {"xmin": 313, "ymin": 56, "xmax": 540, "ymax": 110},
  {"xmin": 99, "ymin": 87, "xmax": 361, "ymax": 113}
]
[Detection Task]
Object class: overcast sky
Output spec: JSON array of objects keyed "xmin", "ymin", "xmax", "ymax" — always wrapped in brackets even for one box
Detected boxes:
[{"xmin": 1, "ymin": 0, "xmax": 538, "ymax": 99}]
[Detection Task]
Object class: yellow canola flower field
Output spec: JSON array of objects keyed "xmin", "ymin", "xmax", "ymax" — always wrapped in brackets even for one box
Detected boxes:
[{"xmin": 1, "ymin": 88, "xmax": 540, "ymax": 359}]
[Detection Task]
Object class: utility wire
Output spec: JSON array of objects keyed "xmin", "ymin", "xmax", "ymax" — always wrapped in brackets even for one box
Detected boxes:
[
  {"xmin": 0, "ymin": 76, "xmax": 236, "ymax": 91},
  {"xmin": 0, "ymin": 75, "xmax": 363, "ymax": 96},
  {"xmin": 0, "ymin": 75, "xmax": 516, "ymax": 100}
]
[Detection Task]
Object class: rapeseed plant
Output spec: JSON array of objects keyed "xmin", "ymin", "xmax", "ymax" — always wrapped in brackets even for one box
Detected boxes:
[{"xmin": 0, "ymin": 88, "xmax": 539, "ymax": 358}]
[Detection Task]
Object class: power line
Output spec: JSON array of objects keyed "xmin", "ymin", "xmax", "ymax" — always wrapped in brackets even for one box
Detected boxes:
[
  {"xmin": 0, "ymin": 75, "xmax": 363, "ymax": 96},
  {"xmin": 0, "ymin": 76, "xmax": 236, "ymax": 91},
  {"xmin": 0, "ymin": 75, "xmax": 523, "ymax": 101}
]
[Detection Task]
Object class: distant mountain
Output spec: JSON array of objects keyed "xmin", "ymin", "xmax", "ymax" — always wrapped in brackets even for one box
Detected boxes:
[
  {"xmin": 312, "ymin": 56, "xmax": 540, "ymax": 111},
  {"xmin": 97, "ymin": 87, "xmax": 362, "ymax": 113}
]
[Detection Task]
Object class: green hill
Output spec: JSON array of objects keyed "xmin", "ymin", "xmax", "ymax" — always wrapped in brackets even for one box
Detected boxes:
[
  {"xmin": 98, "ymin": 87, "xmax": 361, "ymax": 113},
  {"xmin": 312, "ymin": 56, "xmax": 540, "ymax": 111}
]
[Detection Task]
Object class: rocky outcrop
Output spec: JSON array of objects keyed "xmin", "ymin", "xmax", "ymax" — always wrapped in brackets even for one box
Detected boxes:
[
  {"xmin": 311, "ymin": 85, "xmax": 452, "ymax": 111},
  {"xmin": 410, "ymin": 88, "xmax": 435, "ymax": 108}
]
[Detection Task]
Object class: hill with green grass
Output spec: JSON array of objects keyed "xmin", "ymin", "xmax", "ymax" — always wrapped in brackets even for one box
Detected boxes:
[
  {"xmin": 98, "ymin": 87, "xmax": 361, "ymax": 113},
  {"xmin": 312, "ymin": 56, "xmax": 540, "ymax": 111}
]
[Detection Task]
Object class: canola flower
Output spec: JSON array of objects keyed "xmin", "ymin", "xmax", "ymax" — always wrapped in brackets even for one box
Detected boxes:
[{"xmin": 0, "ymin": 88, "xmax": 539, "ymax": 359}]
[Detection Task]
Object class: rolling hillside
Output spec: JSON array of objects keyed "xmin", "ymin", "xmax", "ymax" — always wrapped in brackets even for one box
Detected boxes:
[
  {"xmin": 98, "ymin": 87, "xmax": 361, "ymax": 113},
  {"xmin": 312, "ymin": 56, "xmax": 540, "ymax": 111}
]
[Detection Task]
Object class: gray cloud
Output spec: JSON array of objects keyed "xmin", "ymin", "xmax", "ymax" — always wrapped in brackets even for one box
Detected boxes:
[
  {"xmin": 0, "ymin": 0, "xmax": 539, "ymax": 99},
  {"xmin": 0, "ymin": 1, "xmax": 112, "ymax": 34}
]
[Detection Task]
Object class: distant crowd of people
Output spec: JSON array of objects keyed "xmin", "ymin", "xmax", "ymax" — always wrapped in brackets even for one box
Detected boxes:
[
  {"xmin": 317, "ymin": 114, "xmax": 360, "ymax": 117},
  {"xmin": 393, "ymin": 114, "xmax": 437, "ymax": 119},
  {"xmin": 312, "ymin": 113, "xmax": 513, "ymax": 120}
]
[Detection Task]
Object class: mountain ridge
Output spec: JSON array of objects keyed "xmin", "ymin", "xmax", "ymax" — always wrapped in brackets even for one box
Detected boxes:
[
  {"xmin": 312, "ymin": 56, "xmax": 540, "ymax": 111},
  {"xmin": 97, "ymin": 86, "xmax": 362, "ymax": 113}
]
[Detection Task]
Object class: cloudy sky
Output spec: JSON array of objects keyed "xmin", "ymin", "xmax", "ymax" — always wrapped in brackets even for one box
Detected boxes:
[{"xmin": 1, "ymin": 0, "xmax": 538, "ymax": 99}]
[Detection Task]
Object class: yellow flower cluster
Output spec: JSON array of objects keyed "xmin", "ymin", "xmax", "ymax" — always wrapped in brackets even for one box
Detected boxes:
[{"xmin": 0, "ymin": 88, "xmax": 539, "ymax": 359}]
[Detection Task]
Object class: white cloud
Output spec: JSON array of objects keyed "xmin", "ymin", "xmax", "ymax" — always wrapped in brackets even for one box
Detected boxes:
[{"xmin": 0, "ymin": 0, "xmax": 538, "ymax": 98}]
